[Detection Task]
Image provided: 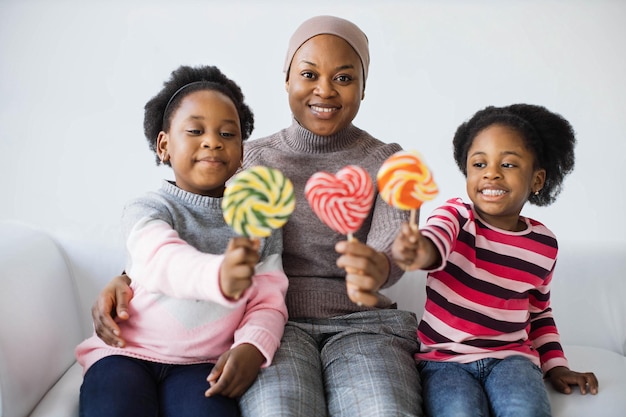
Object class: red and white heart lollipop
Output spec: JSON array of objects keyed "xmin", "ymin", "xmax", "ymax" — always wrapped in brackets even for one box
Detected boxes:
[{"xmin": 305, "ymin": 165, "xmax": 374, "ymax": 239}]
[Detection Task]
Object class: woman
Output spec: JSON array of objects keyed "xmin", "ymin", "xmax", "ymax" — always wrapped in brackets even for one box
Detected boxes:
[{"xmin": 91, "ymin": 15, "xmax": 422, "ymax": 416}]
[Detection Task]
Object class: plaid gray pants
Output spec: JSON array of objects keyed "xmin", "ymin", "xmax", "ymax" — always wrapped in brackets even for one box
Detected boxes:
[{"xmin": 239, "ymin": 309, "xmax": 423, "ymax": 417}]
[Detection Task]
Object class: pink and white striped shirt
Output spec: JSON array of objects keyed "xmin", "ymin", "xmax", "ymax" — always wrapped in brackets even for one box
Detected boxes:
[{"xmin": 418, "ymin": 198, "xmax": 568, "ymax": 374}]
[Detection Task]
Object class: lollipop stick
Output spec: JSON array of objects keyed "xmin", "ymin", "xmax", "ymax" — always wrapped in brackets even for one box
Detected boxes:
[
  {"xmin": 409, "ymin": 209, "xmax": 419, "ymax": 231},
  {"xmin": 345, "ymin": 232, "xmax": 360, "ymax": 303},
  {"xmin": 404, "ymin": 209, "xmax": 419, "ymax": 271},
  {"xmin": 249, "ymin": 236, "xmax": 260, "ymax": 251}
]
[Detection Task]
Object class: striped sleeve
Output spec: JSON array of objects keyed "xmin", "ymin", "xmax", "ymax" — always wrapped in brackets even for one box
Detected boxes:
[
  {"xmin": 419, "ymin": 198, "xmax": 467, "ymax": 272},
  {"xmin": 528, "ymin": 263, "xmax": 569, "ymax": 372}
]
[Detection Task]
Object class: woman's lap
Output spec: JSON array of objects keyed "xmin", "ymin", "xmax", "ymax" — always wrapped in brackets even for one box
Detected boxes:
[
  {"xmin": 239, "ymin": 322, "xmax": 326, "ymax": 416},
  {"xmin": 322, "ymin": 317, "xmax": 421, "ymax": 417},
  {"xmin": 239, "ymin": 309, "xmax": 422, "ymax": 417}
]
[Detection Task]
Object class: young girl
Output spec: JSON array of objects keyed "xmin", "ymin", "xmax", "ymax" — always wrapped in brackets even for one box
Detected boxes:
[
  {"xmin": 392, "ymin": 104, "xmax": 598, "ymax": 416},
  {"xmin": 76, "ymin": 65, "xmax": 288, "ymax": 417}
]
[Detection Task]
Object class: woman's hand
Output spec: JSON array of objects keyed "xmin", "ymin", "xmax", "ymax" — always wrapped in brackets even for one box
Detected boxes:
[
  {"xmin": 205, "ymin": 343, "xmax": 265, "ymax": 398},
  {"xmin": 91, "ymin": 274, "xmax": 133, "ymax": 347},
  {"xmin": 546, "ymin": 366, "xmax": 599, "ymax": 395},
  {"xmin": 220, "ymin": 237, "xmax": 260, "ymax": 300},
  {"xmin": 335, "ymin": 238, "xmax": 389, "ymax": 307}
]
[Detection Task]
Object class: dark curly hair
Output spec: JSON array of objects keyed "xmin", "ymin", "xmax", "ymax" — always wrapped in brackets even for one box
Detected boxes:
[
  {"xmin": 144, "ymin": 65, "xmax": 254, "ymax": 165},
  {"xmin": 452, "ymin": 104, "xmax": 576, "ymax": 206}
]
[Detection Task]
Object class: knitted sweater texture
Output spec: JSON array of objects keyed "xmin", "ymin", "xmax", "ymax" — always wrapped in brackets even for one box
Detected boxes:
[
  {"xmin": 418, "ymin": 198, "xmax": 569, "ymax": 373},
  {"xmin": 243, "ymin": 121, "xmax": 408, "ymax": 319},
  {"xmin": 76, "ymin": 181, "xmax": 288, "ymax": 373}
]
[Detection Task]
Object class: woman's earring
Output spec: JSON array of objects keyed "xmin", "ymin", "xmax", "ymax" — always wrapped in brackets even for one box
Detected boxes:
[{"xmin": 534, "ymin": 190, "xmax": 540, "ymax": 196}]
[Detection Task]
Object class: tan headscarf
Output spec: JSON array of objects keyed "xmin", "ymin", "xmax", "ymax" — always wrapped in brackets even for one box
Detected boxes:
[{"xmin": 283, "ymin": 15, "xmax": 370, "ymax": 86}]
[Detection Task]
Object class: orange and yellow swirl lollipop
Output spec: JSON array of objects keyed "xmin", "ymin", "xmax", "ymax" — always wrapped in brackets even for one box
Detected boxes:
[{"xmin": 377, "ymin": 150, "xmax": 439, "ymax": 228}]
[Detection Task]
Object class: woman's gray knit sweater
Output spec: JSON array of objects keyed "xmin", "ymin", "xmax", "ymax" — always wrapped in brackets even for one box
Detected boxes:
[{"xmin": 243, "ymin": 121, "xmax": 409, "ymax": 319}]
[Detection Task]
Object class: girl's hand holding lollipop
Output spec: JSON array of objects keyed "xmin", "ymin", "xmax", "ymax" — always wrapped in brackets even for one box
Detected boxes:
[
  {"xmin": 378, "ymin": 150, "xmax": 439, "ymax": 271},
  {"xmin": 221, "ymin": 166, "xmax": 295, "ymax": 299}
]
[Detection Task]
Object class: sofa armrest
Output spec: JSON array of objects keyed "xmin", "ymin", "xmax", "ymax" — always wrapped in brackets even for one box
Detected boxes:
[{"xmin": 0, "ymin": 221, "xmax": 84, "ymax": 417}]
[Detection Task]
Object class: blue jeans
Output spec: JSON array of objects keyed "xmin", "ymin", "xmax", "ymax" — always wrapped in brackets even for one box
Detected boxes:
[
  {"xmin": 418, "ymin": 356, "xmax": 551, "ymax": 417},
  {"xmin": 79, "ymin": 355, "xmax": 239, "ymax": 417}
]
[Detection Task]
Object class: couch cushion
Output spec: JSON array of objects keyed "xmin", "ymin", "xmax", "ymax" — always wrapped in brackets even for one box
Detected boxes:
[
  {"xmin": 548, "ymin": 345, "xmax": 626, "ymax": 417},
  {"xmin": 29, "ymin": 362, "xmax": 82, "ymax": 417}
]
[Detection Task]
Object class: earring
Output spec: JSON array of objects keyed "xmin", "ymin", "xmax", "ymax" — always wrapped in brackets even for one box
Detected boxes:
[{"xmin": 534, "ymin": 190, "xmax": 540, "ymax": 196}]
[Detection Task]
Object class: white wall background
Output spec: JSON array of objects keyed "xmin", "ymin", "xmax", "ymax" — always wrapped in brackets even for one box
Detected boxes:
[{"xmin": 1, "ymin": 0, "xmax": 625, "ymax": 251}]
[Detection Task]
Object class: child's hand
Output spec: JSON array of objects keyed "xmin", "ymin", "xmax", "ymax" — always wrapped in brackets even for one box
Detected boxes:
[
  {"xmin": 220, "ymin": 237, "xmax": 261, "ymax": 300},
  {"xmin": 205, "ymin": 343, "xmax": 265, "ymax": 398},
  {"xmin": 335, "ymin": 238, "xmax": 391, "ymax": 307},
  {"xmin": 391, "ymin": 223, "xmax": 439, "ymax": 271},
  {"xmin": 546, "ymin": 366, "xmax": 599, "ymax": 395}
]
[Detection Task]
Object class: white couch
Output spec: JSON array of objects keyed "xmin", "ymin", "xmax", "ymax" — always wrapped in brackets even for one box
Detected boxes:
[{"xmin": 1, "ymin": 220, "xmax": 625, "ymax": 417}]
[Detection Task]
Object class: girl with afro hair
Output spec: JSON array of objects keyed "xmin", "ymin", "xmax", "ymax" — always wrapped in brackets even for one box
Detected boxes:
[
  {"xmin": 392, "ymin": 104, "xmax": 598, "ymax": 416},
  {"xmin": 76, "ymin": 65, "xmax": 288, "ymax": 417}
]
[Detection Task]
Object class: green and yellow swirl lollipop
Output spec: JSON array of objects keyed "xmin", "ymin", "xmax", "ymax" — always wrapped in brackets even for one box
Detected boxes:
[{"xmin": 222, "ymin": 166, "xmax": 295, "ymax": 237}]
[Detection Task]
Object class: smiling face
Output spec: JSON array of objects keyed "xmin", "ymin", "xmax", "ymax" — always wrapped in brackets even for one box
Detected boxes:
[
  {"xmin": 157, "ymin": 89, "xmax": 243, "ymax": 197},
  {"xmin": 465, "ymin": 124, "xmax": 546, "ymax": 231},
  {"xmin": 286, "ymin": 34, "xmax": 364, "ymax": 136}
]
